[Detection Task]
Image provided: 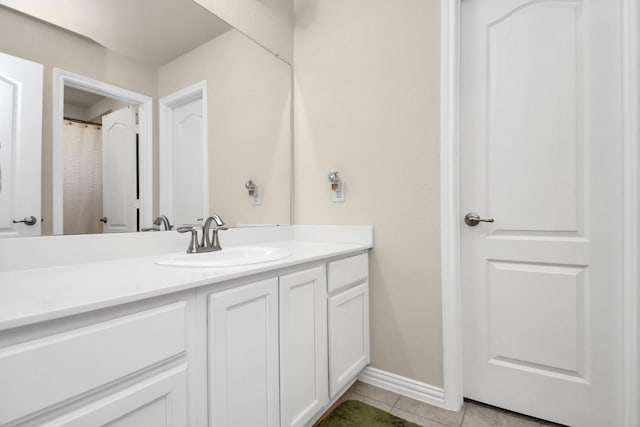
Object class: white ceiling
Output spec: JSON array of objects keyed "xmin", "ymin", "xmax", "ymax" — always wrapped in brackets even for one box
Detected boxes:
[{"xmin": 0, "ymin": 0, "xmax": 232, "ymax": 66}]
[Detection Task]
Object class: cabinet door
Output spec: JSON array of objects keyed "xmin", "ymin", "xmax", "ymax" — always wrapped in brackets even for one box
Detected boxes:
[
  {"xmin": 328, "ymin": 282, "xmax": 370, "ymax": 397},
  {"xmin": 43, "ymin": 365, "xmax": 188, "ymax": 427},
  {"xmin": 208, "ymin": 278, "xmax": 280, "ymax": 427},
  {"xmin": 279, "ymin": 266, "xmax": 328, "ymax": 427}
]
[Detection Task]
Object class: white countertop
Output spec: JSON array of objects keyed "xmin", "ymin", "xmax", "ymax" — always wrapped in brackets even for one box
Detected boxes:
[{"xmin": 0, "ymin": 225, "xmax": 373, "ymax": 331}]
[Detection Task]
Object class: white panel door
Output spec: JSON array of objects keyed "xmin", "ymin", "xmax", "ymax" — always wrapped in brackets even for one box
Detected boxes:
[
  {"xmin": 279, "ymin": 266, "xmax": 328, "ymax": 427},
  {"xmin": 172, "ymin": 97, "xmax": 205, "ymax": 227},
  {"xmin": 0, "ymin": 52, "xmax": 42, "ymax": 237},
  {"xmin": 328, "ymin": 282, "xmax": 370, "ymax": 397},
  {"xmin": 208, "ymin": 278, "xmax": 280, "ymax": 427},
  {"xmin": 461, "ymin": 1, "xmax": 623, "ymax": 426},
  {"xmin": 102, "ymin": 106, "xmax": 137, "ymax": 233},
  {"xmin": 159, "ymin": 83, "xmax": 208, "ymax": 229}
]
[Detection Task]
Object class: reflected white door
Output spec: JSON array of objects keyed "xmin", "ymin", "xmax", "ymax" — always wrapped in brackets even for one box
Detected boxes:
[
  {"xmin": 102, "ymin": 106, "xmax": 137, "ymax": 233},
  {"xmin": 172, "ymin": 98, "xmax": 204, "ymax": 226},
  {"xmin": 160, "ymin": 83, "xmax": 208, "ymax": 228},
  {"xmin": 460, "ymin": 1, "xmax": 623, "ymax": 426},
  {"xmin": 0, "ymin": 52, "xmax": 42, "ymax": 237}
]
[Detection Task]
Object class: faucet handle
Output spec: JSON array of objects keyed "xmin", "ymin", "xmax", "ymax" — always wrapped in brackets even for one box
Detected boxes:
[{"xmin": 176, "ymin": 226, "xmax": 201, "ymax": 253}]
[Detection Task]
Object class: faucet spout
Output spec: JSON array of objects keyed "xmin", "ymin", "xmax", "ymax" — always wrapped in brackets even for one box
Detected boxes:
[
  {"xmin": 211, "ymin": 215, "xmax": 224, "ymax": 227},
  {"xmin": 202, "ymin": 215, "xmax": 228, "ymax": 251},
  {"xmin": 153, "ymin": 215, "xmax": 173, "ymax": 230}
]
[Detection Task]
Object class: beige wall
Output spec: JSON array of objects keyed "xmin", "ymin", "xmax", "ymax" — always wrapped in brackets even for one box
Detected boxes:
[
  {"xmin": 0, "ymin": 7, "xmax": 157, "ymax": 235},
  {"xmin": 158, "ymin": 29, "xmax": 292, "ymax": 226},
  {"xmin": 64, "ymin": 98, "xmax": 129, "ymax": 122},
  {"xmin": 63, "ymin": 104, "xmax": 88, "ymax": 122},
  {"xmin": 86, "ymin": 98, "xmax": 130, "ymax": 123},
  {"xmin": 293, "ymin": 0, "xmax": 443, "ymax": 386},
  {"xmin": 195, "ymin": 0, "xmax": 293, "ymax": 63}
]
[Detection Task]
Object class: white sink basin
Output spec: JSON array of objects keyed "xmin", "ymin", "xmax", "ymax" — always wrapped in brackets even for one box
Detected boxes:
[{"xmin": 155, "ymin": 246, "xmax": 290, "ymax": 268}]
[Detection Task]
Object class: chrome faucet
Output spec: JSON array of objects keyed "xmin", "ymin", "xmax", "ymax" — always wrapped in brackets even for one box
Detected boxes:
[
  {"xmin": 154, "ymin": 215, "xmax": 173, "ymax": 230},
  {"xmin": 177, "ymin": 215, "xmax": 228, "ymax": 253},
  {"xmin": 202, "ymin": 215, "xmax": 227, "ymax": 250}
]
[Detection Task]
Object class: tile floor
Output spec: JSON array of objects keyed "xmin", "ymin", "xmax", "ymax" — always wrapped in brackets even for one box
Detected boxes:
[{"xmin": 330, "ymin": 381, "xmax": 566, "ymax": 427}]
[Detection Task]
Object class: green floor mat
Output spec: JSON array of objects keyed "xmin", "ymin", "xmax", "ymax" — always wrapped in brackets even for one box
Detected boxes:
[{"xmin": 316, "ymin": 400, "xmax": 421, "ymax": 427}]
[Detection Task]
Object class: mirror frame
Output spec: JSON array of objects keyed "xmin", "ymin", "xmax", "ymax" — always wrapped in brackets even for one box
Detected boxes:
[{"xmin": 52, "ymin": 68, "xmax": 154, "ymax": 234}]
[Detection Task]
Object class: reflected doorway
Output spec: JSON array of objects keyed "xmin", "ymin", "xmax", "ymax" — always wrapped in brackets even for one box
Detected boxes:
[
  {"xmin": 159, "ymin": 81, "xmax": 208, "ymax": 228},
  {"xmin": 63, "ymin": 88, "xmax": 139, "ymax": 234},
  {"xmin": 52, "ymin": 68, "xmax": 153, "ymax": 235}
]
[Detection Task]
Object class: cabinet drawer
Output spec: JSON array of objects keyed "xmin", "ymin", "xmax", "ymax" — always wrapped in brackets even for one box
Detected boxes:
[
  {"xmin": 44, "ymin": 365, "xmax": 188, "ymax": 427},
  {"xmin": 327, "ymin": 253, "xmax": 368, "ymax": 293},
  {"xmin": 0, "ymin": 302, "xmax": 187, "ymax": 425}
]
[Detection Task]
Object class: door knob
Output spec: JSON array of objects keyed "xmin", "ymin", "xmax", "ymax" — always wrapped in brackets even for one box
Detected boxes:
[
  {"xmin": 464, "ymin": 212, "xmax": 494, "ymax": 227},
  {"xmin": 99, "ymin": 217, "xmax": 108, "ymax": 223},
  {"xmin": 12, "ymin": 216, "xmax": 37, "ymax": 226}
]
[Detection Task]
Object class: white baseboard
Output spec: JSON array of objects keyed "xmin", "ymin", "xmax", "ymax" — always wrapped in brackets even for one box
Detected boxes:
[{"xmin": 358, "ymin": 367, "xmax": 446, "ymax": 408}]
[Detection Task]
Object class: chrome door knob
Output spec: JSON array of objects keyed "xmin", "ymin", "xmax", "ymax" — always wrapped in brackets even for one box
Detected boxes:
[{"xmin": 464, "ymin": 212, "xmax": 495, "ymax": 227}]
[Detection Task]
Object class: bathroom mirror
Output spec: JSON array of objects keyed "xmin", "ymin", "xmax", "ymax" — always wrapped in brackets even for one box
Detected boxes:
[{"xmin": 0, "ymin": 0, "xmax": 292, "ymax": 236}]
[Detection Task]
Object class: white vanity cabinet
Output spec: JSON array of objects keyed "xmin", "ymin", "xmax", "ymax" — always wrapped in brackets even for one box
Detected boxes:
[
  {"xmin": 327, "ymin": 253, "xmax": 371, "ymax": 397},
  {"xmin": 0, "ymin": 295, "xmax": 193, "ymax": 426},
  {"xmin": 0, "ymin": 241, "xmax": 371, "ymax": 427},
  {"xmin": 204, "ymin": 267, "xmax": 329, "ymax": 427},
  {"xmin": 279, "ymin": 266, "xmax": 328, "ymax": 427},
  {"xmin": 203, "ymin": 254, "xmax": 369, "ymax": 427},
  {"xmin": 207, "ymin": 277, "xmax": 281, "ymax": 427}
]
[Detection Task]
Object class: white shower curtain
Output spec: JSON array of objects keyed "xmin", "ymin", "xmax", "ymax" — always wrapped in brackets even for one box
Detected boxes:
[{"xmin": 63, "ymin": 121, "xmax": 103, "ymax": 234}]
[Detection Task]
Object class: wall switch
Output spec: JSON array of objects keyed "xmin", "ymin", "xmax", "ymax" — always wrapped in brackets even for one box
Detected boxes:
[
  {"xmin": 332, "ymin": 180, "xmax": 345, "ymax": 203},
  {"xmin": 251, "ymin": 190, "xmax": 261, "ymax": 206}
]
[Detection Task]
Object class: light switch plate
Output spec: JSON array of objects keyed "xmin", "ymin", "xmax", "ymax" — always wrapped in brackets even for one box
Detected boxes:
[{"xmin": 332, "ymin": 181, "xmax": 345, "ymax": 203}]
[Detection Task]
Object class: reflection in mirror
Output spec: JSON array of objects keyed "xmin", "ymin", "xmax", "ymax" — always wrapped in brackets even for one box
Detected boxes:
[
  {"xmin": 158, "ymin": 29, "xmax": 292, "ymax": 229},
  {"xmin": 62, "ymin": 89, "xmax": 111, "ymax": 235},
  {"xmin": 0, "ymin": 51, "xmax": 43, "ymax": 238},
  {"xmin": 61, "ymin": 88, "xmax": 142, "ymax": 235},
  {"xmin": 0, "ymin": 0, "xmax": 292, "ymax": 237},
  {"xmin": 0, "ymin": 0, "xmax": 231, "ymax": 67},
  {"xmin": 53, "ymin": 69, "xmax": 154, "ymax": 235},
  {"xmin": 159, "ymin": 81, "xmax": 209, "ymax": 228}
]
